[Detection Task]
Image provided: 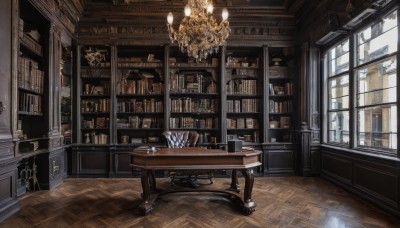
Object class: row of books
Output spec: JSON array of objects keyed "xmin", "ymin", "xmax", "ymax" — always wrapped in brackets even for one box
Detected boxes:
[
  {"xmin": 19, "ymin": 19, "xmax": 43, "ymax": 55},
  {"xmin": 19, "ymin": 92, "xmax": 42, "ymax": 114},
  {"xmin": 81, "ymin": 68, "xmax": 111, "ymax": 78},
  {"xmin": 82, "ymin": 117, "xmax": 110, "ymax": 129},
  {"xmin": 198, "ymin": 132, "xmax": 217, "ymax": 144},
  {"xmin": 81, "ymin": 99, "xmax": 110, "ymax": 112},
  {"xmin": 117, "ymin": 62, "xmax": 162, "ymax": 68},
  {"xmin": 269, "ymin": 66, "xmax": 290, "ymax": 78},
  {"xmin": 170, "ymin": 73, "xmax": 216, "ymax": 94},
  {"xmin": 117, "ymin": 99, "xmax": 163, "ymax": 113},
  {"xmin": 269, "ymin": 116, "xmax": 291, "ymax": 129},
  {"xmin": 171, "ymin": 98, "xmax": 217, "ymax": 113},
  {"xmin": 269, "ymin": 100, "xmax": 293, "ymax": 113},
  {"xmin": 82, "ymin": 133, "xmax": 108, "ymax": 144},
  {"xmin": 269, "ymin": 82, "xmax": 293, "ymax": 95},
  {"xmin": 227, "ymin": 79, "xmax": 258, "ymax": 95},
  {"xmin": 226, "ymin": 118, "xmax": 259, "ymax": 129},
  {"xmin": 117, "ymin": 78, "xmax": 163, "ymax": 95},
  {"xmin": 18, "ymin": 56, "xmax": 44, "ymax": 94},
  {"xmin": 170, "ymin": 117, "xmax": 218, "ymax": 129},
  {"xmin": 83, "ymin": 83, "xmax": 110, "ymax": 95},
  {"xmin": 227, "ymin": 133, "xmax": 258, "ymax": 143},
  {"xmin": 227, "ymin": 99, "xmax": 260, "ymax": 113},
  {"xmin": 116, "ymin": 116, "xmax": 163, "ymax": 129}
]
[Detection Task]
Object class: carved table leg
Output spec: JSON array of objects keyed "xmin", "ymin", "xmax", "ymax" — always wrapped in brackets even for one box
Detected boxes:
[
  {"xmin": 149, "ymin": 169, "xmax": 156, "ymax": 192},
  {"xmin": 240, "ymin": 168, "xmax": 256, "ymax": 215},
  {"xmin": 230, "ymin": 170, "xmax": 240, "ymax": 192},
  {"xmin": 140, "ymin": 169, "xmax": 153, "ymax": 215}
]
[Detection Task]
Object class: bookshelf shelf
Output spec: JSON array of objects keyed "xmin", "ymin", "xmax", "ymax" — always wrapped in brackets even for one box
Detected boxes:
[
  {"xmin": 18, "ymin": 111, "xmax": 43, "ymax": 116},
  {"xmin": 116, "ymin": 94, "xmax": 163, "ymax": 98},
  {"xmin": 19, "ymin": 40, "xmax": 43, "ymax": 58},
  {"xmin": 117, "ymin": 112, "xmax": 164, "ymax": 115},
  {"xmin": 81, "ymin": 128, "xmax": 110, "ymax": 131},
  {"xmin": 117, "ymin": 128, "xmax": 163, "ymax": 131},
  {"xmin": 18, "ymin": 87, "xmax": 43, "ymax": 96}
]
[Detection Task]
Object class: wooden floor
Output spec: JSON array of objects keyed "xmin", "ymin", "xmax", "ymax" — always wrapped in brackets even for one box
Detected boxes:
[{"xmin": 1, "ymin": 176, "xmax": 399, "ymax": 228}]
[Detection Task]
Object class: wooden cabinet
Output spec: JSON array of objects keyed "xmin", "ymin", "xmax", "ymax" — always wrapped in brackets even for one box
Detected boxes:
[
  {"xmin": 70, "ymin": 145, "xmax": 110, "ymax": 176},
  {"xmin": 263, "ymin": 143, "xmax": 296, "ymax": 175},
  {"xmin": 263, "ymin": 46, "xmax": 297, "ymax": 175}
]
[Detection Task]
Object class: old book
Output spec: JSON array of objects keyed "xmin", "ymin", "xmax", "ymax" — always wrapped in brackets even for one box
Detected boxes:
[
  {"xmin": 280, "ymin": 116, "xmax": 290, "ymax": 128},
  {"xmin": 142, "ymin": 118, "xmax": 152, "ymax": 128}
]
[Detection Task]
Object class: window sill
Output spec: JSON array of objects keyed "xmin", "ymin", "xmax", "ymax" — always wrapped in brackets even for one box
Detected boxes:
[{"xmin": 320, "ymin": 144, "xmax": 400, "ymax": 163}]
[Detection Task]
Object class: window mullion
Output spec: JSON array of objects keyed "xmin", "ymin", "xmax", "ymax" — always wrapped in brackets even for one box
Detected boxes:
[
  {"xmin": 397, "ymin": 10, "xmax": 400, "ymax": 157},
  {"xmin": 350, "ymin": 34, "xmax": 356, "ymax": 149}
]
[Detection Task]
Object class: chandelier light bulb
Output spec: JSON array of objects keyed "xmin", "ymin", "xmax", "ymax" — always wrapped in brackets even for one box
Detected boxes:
[
  {"xmin": 207, "ymin": 4, "xmax": 214, "ymax": 14},
  {"xmin": 184, "ymin": 4, "xmax": 191, "ymax": 17},
  {"xmin": 222, "ymin": 8, "xmax": 229, "ymax": 20},
  {"xmin": 167, "ymin": 12, "xmax": 174, "ymax": 24}
]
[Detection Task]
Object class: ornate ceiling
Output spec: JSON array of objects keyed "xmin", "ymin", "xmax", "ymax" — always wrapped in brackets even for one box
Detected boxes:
[{"xmin": 83, "ymin": 0, "xmax": 305, "ymax": 15}]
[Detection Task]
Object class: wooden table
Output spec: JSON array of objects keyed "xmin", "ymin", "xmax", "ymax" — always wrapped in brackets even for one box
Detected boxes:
[{"xmin": 130, "ymin": 147, "xmax": 262, "ymax": 215}]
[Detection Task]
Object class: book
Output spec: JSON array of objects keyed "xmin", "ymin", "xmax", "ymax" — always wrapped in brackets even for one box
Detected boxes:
[
  {"xmin": 142, "ymin": 118, "xmax": 152, "ymax": 128},
  {"xmin": 280, "ymin": 116, "xmax": 290, "ymax": 128}
]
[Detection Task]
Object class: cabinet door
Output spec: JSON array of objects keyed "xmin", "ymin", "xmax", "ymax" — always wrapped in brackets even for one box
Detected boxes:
[
  {"xmin": 264, "ymin": 145, "xmax": 296, "ymax": 175},
  {"xmin": 71, "ymin": 146, "xmax": 109, "ymax": 176},
  {"xmin": 0, "ymin": 0, "xmax": 14, "ymax": 160}
]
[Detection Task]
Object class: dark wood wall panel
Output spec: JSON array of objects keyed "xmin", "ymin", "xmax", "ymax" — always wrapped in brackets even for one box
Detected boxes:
[
  {"xmin": 321, "ymin": 152, "xmax": 352, "ymax": 185},
  {"xmin": 0, "ymin": 169, "xmax": 19, "ymax": 222},
  {"xmin": 115, "ymin": 153, "xmax": 132, "ymax": 175},
  {"xmin": 79, "ymin": 152, "xmax": 108, "ymax": 173},
  {"xmin": 321, "ymin": 146, "xmax": 400, "ymax": 216},
  {"xmin": 267, "ymin": 150, "xmax": 294, "ymax": 173},
  {"xmin": 0, "ymin": 0, "xmax": 14, "ymax": 161},
  {"xmin": 0, "ymin": 173, "xmax": 13, "ymax": 203},
  {"xmin": 354, "ymin": 163, "xmax": 398, "ymax": 207}
]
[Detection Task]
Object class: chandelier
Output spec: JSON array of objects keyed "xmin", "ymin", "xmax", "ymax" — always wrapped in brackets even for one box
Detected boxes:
[{"xmin": 167, "ymin": 0, "xmax": 230, "ymax": 61}]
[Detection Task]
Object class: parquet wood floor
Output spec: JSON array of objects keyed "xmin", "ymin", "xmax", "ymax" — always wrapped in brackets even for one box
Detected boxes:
[{"xmin": 1, "ymin": 177, "xmax": 399, "ymax": 228}]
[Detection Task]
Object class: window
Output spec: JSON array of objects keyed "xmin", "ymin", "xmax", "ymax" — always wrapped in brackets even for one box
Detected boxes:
[
  {"xmin": 327, "ymin": 39, "xmax": 350, "ymax": 144},
  {"xmin": 356, "ymin": 57, "xmax": 397, "ymax": 151},
  {"xmin": 325, "ymin": 9, "xmax": 398, "ymax": 155}
]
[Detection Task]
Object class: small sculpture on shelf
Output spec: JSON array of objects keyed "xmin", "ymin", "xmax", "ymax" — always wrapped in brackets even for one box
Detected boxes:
[
  {"xmin": 271, "ymin": 56, "xmax": 283, "ymax": 67},
  {"xmin": 84, "ymin": 47, "xmax": 107, "ymax": 67}
]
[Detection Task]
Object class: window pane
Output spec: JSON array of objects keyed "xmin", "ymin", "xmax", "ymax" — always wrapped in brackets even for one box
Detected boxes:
[
  {"xmin": 357, "ymin": 10, "xmax": 398, "ymax": 45},
  {"xmin": 328, "ymin": 111, "xmax": 350, "ymax": 144},
  {"xmin": 329, "ymin": 75, "xmax": 349, "ymax": 109},
  {"xmin": 328, "ymin": 39, "xmax": 349, "ymax": 76},
  {"xmin": 357, "ymin": 105, "xmax": 397, "ymax": 150},
  {"xmin": 357, "ymin": 11, "xmax": 398, "ymax": 65},
  {"xmin": 357, "ymin": 57, "xmax": 397, "ymax": 106}
]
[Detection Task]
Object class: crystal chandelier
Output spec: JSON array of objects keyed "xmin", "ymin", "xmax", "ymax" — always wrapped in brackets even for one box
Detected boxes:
[{"xmin": 167, "ymin": 0, "xmax": 230, "ymax": 61}]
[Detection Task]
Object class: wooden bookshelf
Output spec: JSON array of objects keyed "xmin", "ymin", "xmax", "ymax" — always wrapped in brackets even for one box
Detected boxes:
[{"xmin": 79, "ymin": 45, "xmax": 111, "ymax": 144}]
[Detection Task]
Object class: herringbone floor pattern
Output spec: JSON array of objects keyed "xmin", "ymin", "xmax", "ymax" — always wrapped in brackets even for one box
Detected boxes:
[{"xmin": 1, "ymin": 177, "xmax": 399, "ymax": 228}]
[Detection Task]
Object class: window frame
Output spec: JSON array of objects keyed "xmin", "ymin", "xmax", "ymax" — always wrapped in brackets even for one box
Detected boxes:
[
  {"xmin": 325, "ymin": 38, "xmax": 351, "ymax": 146},
  {"xmin": 323, "ymin": 8, "xmax": 399, "ymax": 157}
]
